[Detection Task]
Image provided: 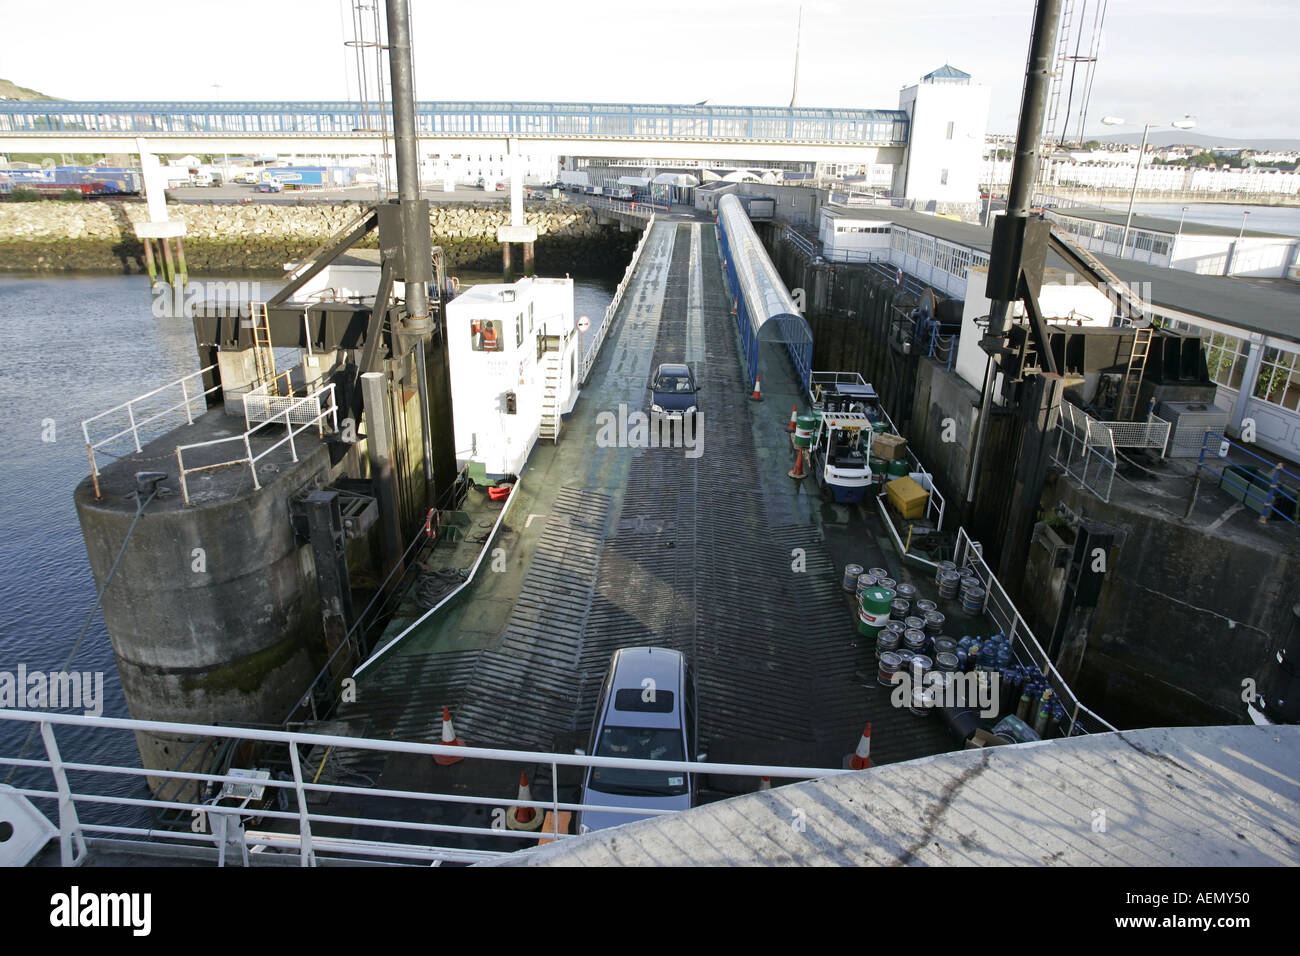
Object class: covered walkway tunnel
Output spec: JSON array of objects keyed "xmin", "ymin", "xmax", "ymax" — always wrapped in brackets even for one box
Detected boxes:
[{"xmin": 716, "ymin": 194, "xmax": 813, "ymax": 392}]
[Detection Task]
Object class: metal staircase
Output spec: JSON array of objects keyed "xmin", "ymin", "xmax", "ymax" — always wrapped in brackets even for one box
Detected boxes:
[{"xmin": 539, "ymin": 351, "xmax": 563, "ymax": 443}]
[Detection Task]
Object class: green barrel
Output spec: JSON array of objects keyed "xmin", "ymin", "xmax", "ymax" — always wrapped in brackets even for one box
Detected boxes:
[
  {"xmin": 794, "ymin": 414, "xmax": 818, "ymax": 448},
  {"xmin": 887, "ymin": 458, "xmax": 910, "ymax": 478},
  {"xmin": 857, "ymin": 585, "xmax": 894, "ymax": 638}
]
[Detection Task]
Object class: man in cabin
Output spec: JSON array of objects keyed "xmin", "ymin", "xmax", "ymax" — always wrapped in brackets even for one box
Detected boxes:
[{"xmin": 471, "ymin": 319, "xmax": 501, "ymax": 351}]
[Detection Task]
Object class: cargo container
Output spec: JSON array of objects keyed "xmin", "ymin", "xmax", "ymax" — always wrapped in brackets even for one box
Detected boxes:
[{"xmin": 266, "ymin": 166, "xmax": 357, "ymax": 189}]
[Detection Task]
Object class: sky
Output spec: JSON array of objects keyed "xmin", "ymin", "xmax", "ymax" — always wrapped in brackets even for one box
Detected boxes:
[{"xmin": 1, "ymin": 0, "xmax": 1297, "ymax": 140}]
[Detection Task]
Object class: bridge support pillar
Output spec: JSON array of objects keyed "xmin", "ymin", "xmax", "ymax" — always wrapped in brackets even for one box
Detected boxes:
[{"xmin": 496, "ymin": 223, "xmax": 538, "ymax": 283}]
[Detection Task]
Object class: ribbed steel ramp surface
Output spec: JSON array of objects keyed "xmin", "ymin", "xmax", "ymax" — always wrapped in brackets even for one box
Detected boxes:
[{"xmin": 334, "ymin": 221, "xmax": 952, "ymax": 772}]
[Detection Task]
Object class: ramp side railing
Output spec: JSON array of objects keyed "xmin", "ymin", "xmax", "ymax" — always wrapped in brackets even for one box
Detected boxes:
[
  {"xmin": 580, "ymin": 214, "xmax": 656, "ymax": 385},
  {"xmin": 0, "ymin": 709, "xmax": 849, "ymax": 867}
]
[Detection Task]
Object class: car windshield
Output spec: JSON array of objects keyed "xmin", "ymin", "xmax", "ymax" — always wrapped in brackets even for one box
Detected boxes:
[
  {"xmin": 589, "ymin": 725, "xmax": 687, "ymax": 796},
  {"xmin": 656, "ymin": 374, "xmax": 694, "ymax": 393}
]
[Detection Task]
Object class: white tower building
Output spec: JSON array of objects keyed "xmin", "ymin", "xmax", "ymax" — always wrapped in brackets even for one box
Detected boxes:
[{"xmin": 896, "ymin": 65, "xmax": 991, "ymax": 207}]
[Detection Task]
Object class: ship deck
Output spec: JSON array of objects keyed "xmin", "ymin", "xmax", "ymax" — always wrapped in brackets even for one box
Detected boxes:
[{"xmin": 298, "ymin": 221, "xmax": 1009, "ymax": 854}]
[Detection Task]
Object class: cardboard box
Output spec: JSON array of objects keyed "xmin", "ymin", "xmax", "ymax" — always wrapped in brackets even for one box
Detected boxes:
[
  {"xmin": 964, "ymin": 729, "xmax": 1010, "ymax": 749},
  {"xmin": 872, "ymin": 432, "xmax": 908, "ymax": 461},
  {"xmin": 886, "ymin": 475, "xmax": 929, "ymax": 520}
]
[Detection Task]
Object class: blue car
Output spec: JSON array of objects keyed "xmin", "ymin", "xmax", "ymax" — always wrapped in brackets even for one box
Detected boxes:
[{"xmin": 649, "ymin": 362, "xmax": 700, "ymax": 427}]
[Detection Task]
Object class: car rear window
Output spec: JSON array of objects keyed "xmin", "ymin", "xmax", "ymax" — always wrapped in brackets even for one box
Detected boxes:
[
  {"xmin": 614, "ymin": 688, "xmax": 675, "ymax": 713},
  {"xmin": 655, "ymin": 375, "xmax": 694, "ymax": 393}
]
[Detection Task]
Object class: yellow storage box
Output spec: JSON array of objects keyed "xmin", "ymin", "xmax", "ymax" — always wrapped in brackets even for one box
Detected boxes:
[{"xmin": 885, "ymin": 475, "xmax": 929, "ymax": 520}]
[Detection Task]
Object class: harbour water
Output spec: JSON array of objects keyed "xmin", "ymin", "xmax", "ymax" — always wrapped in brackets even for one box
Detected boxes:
[
  {"xmin": 1101, "ymin": 201, "xmax": 1300, "ymax": 238},
  {"xmin": 0, "ymin": 271, "xmax": 614, "ymax": 819}
]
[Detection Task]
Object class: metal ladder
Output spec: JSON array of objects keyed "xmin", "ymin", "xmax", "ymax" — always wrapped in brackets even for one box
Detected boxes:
[
  {"xmin": 1116, "ymin": 326, "xmax": 1152, "ymax": 422},
  {"xmin": 539, "ymin": 351, "xmax": 563, "ymax": 443},
  {"xmin": 250, "ymin": 301, "xmax": 279, "ymax": 396}
]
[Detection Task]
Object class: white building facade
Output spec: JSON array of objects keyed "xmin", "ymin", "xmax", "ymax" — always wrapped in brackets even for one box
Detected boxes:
[{"xmin": 895, "ymin": 65, "xmax": 990, "ymax": 208}]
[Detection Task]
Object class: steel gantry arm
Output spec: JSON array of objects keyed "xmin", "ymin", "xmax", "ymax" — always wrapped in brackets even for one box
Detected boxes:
[{"xmin": 1046, "ymin": 228, "xmax": 1150, "ymax": 327}]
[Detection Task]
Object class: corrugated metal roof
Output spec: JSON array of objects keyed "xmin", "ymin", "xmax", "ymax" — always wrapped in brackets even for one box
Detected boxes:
[{"xmin": 492, "ymin": 725, "xmax": 1300, "ymax": 866}]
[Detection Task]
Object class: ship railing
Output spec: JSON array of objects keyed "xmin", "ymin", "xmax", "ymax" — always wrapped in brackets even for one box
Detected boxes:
[
  {"xmin": 953, "ymin": 527, "xmax": 1115, "ymax": 736},
  {"xmin": 874, "ymin": 401, "xmax": 947, "ymax": 532},
  {"xmin": 0, "ymin": 709, "xmax": 851, "ymax": 867},
  {"xmin": 81, "ymin": 364, "xmax": 221, "ymax": 498},
  {"xmin": 174, "ymin": 383, "xmax": 337, "ymax": 505},
  {"xmin": 580, "ymin": 212, "xmax": 656, "ymax": 385},
  {"xmin": 806, "ymin": 370, "xmax": 946, "ymax": 531},
  {"xmin": 1195, "ymin": 431, "xmax": 1300, "ymax": 527}
]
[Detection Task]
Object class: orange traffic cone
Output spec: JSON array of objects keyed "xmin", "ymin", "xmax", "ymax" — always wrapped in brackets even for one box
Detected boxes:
[
  {"xmin": 787, "ymin": 404, "xmax": 798, "ymax": 433},
  {"xmin": 848, "ymin": 723, "xmax": 872, "ymax": 771},
  {"xmin": 759, "ymin": 776, "xmax": 772, "ymax": 792},
  {"xmin": 434, "ymin": 705, "xmax": 465, "ymax": 766},
  {"xmin": 788, "ymin": 446, "xmax": 808, "ymax": 480},
  {"xmin": 506, "ymin": 771, "xmax": 544, "ymax": 831},
  {"xmin": 750, "ymin": 375, "xmax": 763, "ymax": 401}
]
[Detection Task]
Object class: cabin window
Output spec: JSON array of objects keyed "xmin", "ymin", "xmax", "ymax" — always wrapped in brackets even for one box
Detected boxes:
[
  {"xmin": 516, "ymin": 312, "xmax": 524, "ymax": 348},
  {"xmin": 470, "ymin": 319, "xmax": 503, "ymax": 352}
]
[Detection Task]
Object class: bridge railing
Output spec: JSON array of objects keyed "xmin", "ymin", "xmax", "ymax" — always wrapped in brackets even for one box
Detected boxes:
[
  {"xmin": 585, "ymin": 196, "xmax": 664, "ymax": 218},
  {"xmin": 0, "ymin": 709, "xmax": 850, "ymax": 867}
]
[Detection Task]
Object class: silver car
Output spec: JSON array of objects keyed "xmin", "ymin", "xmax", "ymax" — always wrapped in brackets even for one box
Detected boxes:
[{"xmin": 577, "ymin": 647, "xmax": 700, "ymax": 833}]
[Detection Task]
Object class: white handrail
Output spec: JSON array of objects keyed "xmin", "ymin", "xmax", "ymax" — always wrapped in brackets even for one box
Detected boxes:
[
  {"xmin": 81, "ymin": 365, "xmax": 220, "ymax": 488},
  {"xmin": 1, "ymin": 708, "xmax": 850, "ymax": 867},
  {"xmin": 953, "ymin": 527, "xmax": 1115, "ymax": 735},
  {"xmin": 176, "ymin": 383, "xmax": 337, "ymax": 504}
]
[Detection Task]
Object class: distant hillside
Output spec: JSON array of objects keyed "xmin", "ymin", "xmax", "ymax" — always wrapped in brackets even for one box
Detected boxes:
[
  {"xmin": 1090, "ymin": 131, "xmax": 1300, "ymax": 152},
  {"xmin": 0, "ymin": 79, "xmax": 58, "ymax": 101}
]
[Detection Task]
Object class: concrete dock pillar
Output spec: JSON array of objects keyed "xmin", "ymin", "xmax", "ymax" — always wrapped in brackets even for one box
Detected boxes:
[
  {"xmin": 502, "ymin": 241, "xmax": 514, "ymax": 282},
  {"xmin": 523, "ymin": 240, "xmax": 535, "ymax": 277}
]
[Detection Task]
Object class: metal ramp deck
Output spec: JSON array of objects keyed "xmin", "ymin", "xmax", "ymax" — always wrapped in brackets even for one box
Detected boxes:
[{"xmin": 326, "ymin": 220, "xmax": 954, "ymax": 796}]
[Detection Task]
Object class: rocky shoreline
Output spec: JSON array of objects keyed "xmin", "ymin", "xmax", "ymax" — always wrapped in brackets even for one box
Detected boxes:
[{"xmin": 0, "ymin": 199, "xmax": 641, "ymax": 277}]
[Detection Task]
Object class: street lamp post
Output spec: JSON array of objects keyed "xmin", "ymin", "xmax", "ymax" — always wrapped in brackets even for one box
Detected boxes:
[
  {"xmin": 1237, "ymin": 210, "xmax": 1251, "ymax": 240},
  {"xmin": 1102, "ymin": 114, "xmax": 1196, "ymax": 256},
  {"xmin": 1176, "ymin": 206, "xmax": 1189, "ymax": 237}
]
